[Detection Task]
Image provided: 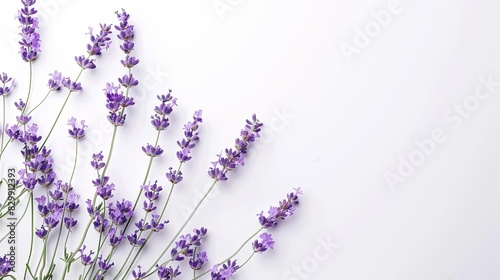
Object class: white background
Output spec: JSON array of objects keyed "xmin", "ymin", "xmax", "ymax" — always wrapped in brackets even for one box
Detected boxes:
[{"xmin": 1, "ymin": 0, "xmax": 500, "ymax": 279}]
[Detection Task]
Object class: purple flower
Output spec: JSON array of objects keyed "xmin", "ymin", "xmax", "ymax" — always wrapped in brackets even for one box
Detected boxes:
[
  {"xmin": 210, "ymin": 260, "xmax": 239, "ymax": 280},
  {"xmin": 208, "ymin": 114, "xmax": 262, "ymax": 181},
  {"xmin": 108, "ymin": 199, "xmax": 134, "ymax": 225},
  {"xmin": 150, "ymin": 92, "xmax": 177, "ymax": 131},
  {"xmin": 0, "ymin": 255, "xmax": 12, "ymax": 276},
  {"xmin": 75, "ymin": 55, "xmax": 96, "ymax": 69},
  {"xmin": 44, "ymin": 208, "xmax": 62, "ymax": 228},
  {"xmin": 252, "ymin": 232, "xmax": 275, "ymax": 253},
  {"xmin": 48, "ymin": 71, "xmax": 64, "ymax": 91},
  {"xmin": 17, "ymin": 0, "xmax": 41, "ymax": 61},
  {"xmin": 93, "ymin": 213, "xmax": 109, "ymax": 232},
  {"xmin": 107, "ymin": 111, "xmax": 126, "ymax": 126},
  {"xmin": 67, "ymin": 117, "xmax": 87, "ymax": 139},
  {"xmin": 14, "ymin": 99, "xmax": 26, "ymax": 110},
  {"xmin": 135, "ymin": 219, "xmax": 151, "ymax": 231},
  {"xmin": 189, "ymin": 251, "xmax": 208, "ymax": 270},
  {"xmin": 0, "ymin": 72, "xmax": 16, "ymax": 96},
  {"xmin": 62, "ymin": 77, "xmax": 82, "ymax": 92},
  {"xmin": 122, "ymin": 55, "xmax": 140, "ymax": 68},
  {"xmin": 258, "ymin": 187, "xmax": 302, "ymax": 228},
  {"xmin": 141, "ymin": 181, "xmax": 162, "ymax": 202},
  {"xmin": 150, "ymin": 214, "xmax": 168, "ymax": 232},
  {"xmin": 86, "ymin": 24, "xmax": 113, "ymax": 56},
  {"xmin": 118, "ymin": 73, "xmax": 139, "ymax": 88},
  {"xmin": 15, "ymin": 114, "xmax": 31, "ymax": 125},
  {"xmin": 65, "ymin": 193, "xmax": 80, "ymax": 212},
  {"xmin": 35, "ymin": 225, "xmax": 48, "ymax": 239},
  {"xmin": 157, "ymin": 265, "xmax": 181, "ymax": 280},
  {"xmin": 132, "ymin": 265, "xmax": 146, "ymax": 279},
  {"xmin": 176, "ymin": 110, "xmax": 203, "ymax": 163},
  {"xmin": 19, "ymin": 169, "xmax": 37, "ymax": 190},
  {"xmin": 108, "ymin": 227, "xmax": 125, "ymax": 247},
  {"xmin": 97, "ymin": 255, "xmax": 114, "ymax": 272},
  {"xmin": 142, "ymin": 143, "xmax": 163, "ymax": 157},
  {"xmin": 97, "ymin": 183, "xmax": 115, "ymax": 200},
  {"xmin": 79, "ymin": 245, "xmax": 95, "ymax": 266},
  {"xmin": 171, "ymin": 227, "xmax": 208, "ymax": 261},
  {"xmin": 127, "ymin": 230, "xmax": 146, "ymax": 247},
  {"xmin": 166, "ymin": 167, "xmax": 183, "ymax": 185},
  {"xmin": 64, "ymin": 217, "xmax": 77, "ymax": 229},
  {"xmin": 91, "ymin": 151, "xmax": 106, "ymax": 170}
]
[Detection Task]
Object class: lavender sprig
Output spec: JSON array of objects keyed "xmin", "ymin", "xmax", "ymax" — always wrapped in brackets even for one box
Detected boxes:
[{"xmin": 17, "ymin": 0, "xmax": 41, "ymax": 62}]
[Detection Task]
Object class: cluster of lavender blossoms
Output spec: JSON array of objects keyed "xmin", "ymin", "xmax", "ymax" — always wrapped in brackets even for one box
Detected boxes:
[
  {"xmin": 0, "ymin": 3, "xmax": 304, "ymax": 280},
  {"xmin": 17, "ymin": 0, "xmax": 40, "ymax": 61}
]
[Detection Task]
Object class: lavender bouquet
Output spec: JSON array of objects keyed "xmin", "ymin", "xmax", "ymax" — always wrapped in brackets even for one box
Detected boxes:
[{"xmin": 0, "ymin": 1, "xmax": 303, "ymax": 279}]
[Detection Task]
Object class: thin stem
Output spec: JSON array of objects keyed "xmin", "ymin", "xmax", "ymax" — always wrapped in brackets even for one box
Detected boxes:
[
  {"xmin": 20, "ymin": 61, "xmax": 33, "ymax": 116},
  {"xmin": 26, "ymin": 89, "xmax": 51, "ymax": 116},
  {"xmin": 120, "ymin": 231, "xmax": 153, "ymax": 280},
  {"xmin": 39, "ymin": 67, "xmax": 84, "ymax": 150},
  {"xmin": 121, "ymin": 130, "xmax": 162, "ymax": 236},
  {"xmin": 1, "ymin": 95, "xmax": 5, "ymax": 154},
  {"xmin": 45, "ymin": 140, "xmax": 79, "ymax": 278},
  {"xmin": 100, "ymin": 125, "xmax": 118, "ymax": 178},
  {"xmin": 144, "ymin": 179, "xmax": 219, "ymax": 276},
  {"xmin": 22, "ymin": 193, "xmax": 34, "ymax": 279}
]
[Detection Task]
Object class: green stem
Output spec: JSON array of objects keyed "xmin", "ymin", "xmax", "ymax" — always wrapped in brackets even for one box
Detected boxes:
[
  {"xmin": 22, "ymin": 193, "xmax": 34, "ymax": 279},
  {"xmin": 26, "ymin": 89, "xmax": 52, "ymax": 116},
  {"xmin": 39, "ymin": 68, "xmax": 84, "ymax": 150},
  {"xmin": 1, "ymin": 95, "xmax": 5, "ymax": 154},
  {"xmin": 45, "ymin": 140, "xmax": 79, "ymax": 278},
  {"xmin": 20, "ymin": 61, "xmax": 33, "ymax": 116},
  {"xmin": 144, "ymin": 178, "xmax": 219, "ymax": 276}
]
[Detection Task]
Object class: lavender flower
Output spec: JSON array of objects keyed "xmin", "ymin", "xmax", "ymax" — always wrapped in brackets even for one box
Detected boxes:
[
  {"xmin": 47, "ymin": 71, "xmax": 64, "ymax": 91},
  {"xmin": 67, "ymin": 117, "xmax": 87, "ymax": 139},
  {"xmin": 127, "ymin": 230, "xmax": 146, "ymax": 247},
  {"xmin": 65, "ymin": 193, "xmax": 80, "ymax": 212},
  {"xmin": 115, "ymin": 9, "xmax": 138, "ymax": 66},
  {"xmin": 108, "ymin": 199, "xmax": 134, "ymax": 225},
  {"xmin": 176, "ymin": 110, "xmax": 203, "ymax": 163},
  {"xmin": 208, "ymin": 114, "xmax": 262, "ymax": 181},
  {"xmin": 252, "ymin": 232, "xmax": 275, "ymax": 253},
  {"xmin": 17, "ymin": 0, "xmax": 41, "ymax": 61},
  {"xmin": 210, "ymin": 260, "xmax": 239, "ymax": 280},
  {"xmin": 258, "ymin": 187, "xmax": 302, "ymax": 228},
  {"xmin": 150, "ymin": 92, "xmax": 177, "ymax": 131},
  {"xmin": 63, "ymin": 217, "xmax": 77, "ymax": 229},
  {"xmin": 35, "ymin": 225, "xmax": 48, "ymax": 239},
  {"xmin": 93, "ymin": 213, "xmax": 109, "ymax": 233},
  {"xmin": 79, "ymin": 245, "xmax": 95, "ymax": 266},
  {"xmin": 14, "ymin": 99, "xmax": 26, "ymax": 110},
  {"xmin": 97, "ymin": 183, "xmax": 115, "ymax": 200},
  {"xmin": 91, "ymin": 151, "xmax": 106, "ymax": 171},
  {"xmin": 170, "ymin": 227, "xmax": 208, "ymax": 261},
  {"xmin": 166, "ymin": 167, "xmax": 183, "ymax": 185},
  {"xmin": 108, "ymin": 227, "xmax": 125, "ymax": 247},
  {"xmin": 157, "ymin": 265, "xmax": 181, "ymax": 280},
  {"xmin": 132, "ymin": 265, "xmax": 146, "ymax": 279},
  {"xmin": 62, "ymin": 77, "xmax": 82, "ymax": 92},
  {"xmin": 97, "ymin": 255, "xmax": 114, "ymax": 272},
  {"xmin": 0, "ymin": 255, "xmax": 12, "ymax": 277},
  {"xmin": 85, "ymin": 24, "xmax": 113, "ymax": 56},
  {"xmin": 142, "ymin": 143, "xmax": 163, "ymax": 157},
  {"xmin": 75, "ymin": 55, "xmax": 96, "ymax": 69},
  {"xmin": 0, "ymin": 72, "xmax": 16, "ymax": 96},
  {"xmin": 189, "ymin": 251, "xmax": 208, "ymax": 270}
]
